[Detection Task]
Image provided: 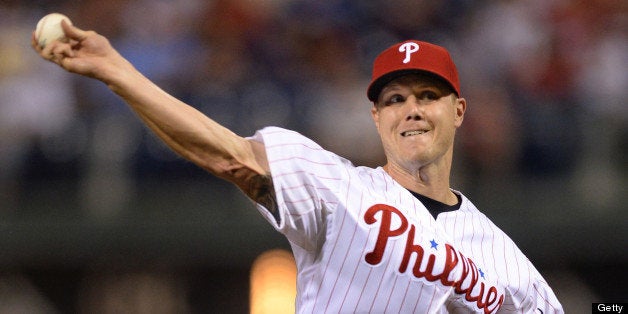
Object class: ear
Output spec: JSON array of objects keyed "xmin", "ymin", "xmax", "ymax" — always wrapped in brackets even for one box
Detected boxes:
[
  {"xmin": 371, "ymin": 105, "xmax": 380, "ymax": 131},
  {"xmin": 454, "ymin": 97, "xmax": 466, "ymax": 127}
]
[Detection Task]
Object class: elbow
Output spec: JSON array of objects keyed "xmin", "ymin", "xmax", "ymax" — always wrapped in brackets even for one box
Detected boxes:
[
  {"xmin": 179, "ymin": 137, "xmax": 266, "ymax": 184},
  {"xmin": 197, "ymin": 156, "xmax": 253, "ymax": 183},
  {"xmin": 214, "ymin": 159, "xmax": 246, "ymax": 179}
]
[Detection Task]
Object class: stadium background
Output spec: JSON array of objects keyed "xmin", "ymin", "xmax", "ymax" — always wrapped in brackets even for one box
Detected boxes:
[{"xmin": 0, "ymin": 0, "xmax": 625, "ymax": 312}]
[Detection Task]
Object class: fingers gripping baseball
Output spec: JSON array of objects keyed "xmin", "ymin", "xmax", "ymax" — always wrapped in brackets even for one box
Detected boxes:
[{"xmin": 33, "ymin": 18, "xmax": 119, "ymax": 80}]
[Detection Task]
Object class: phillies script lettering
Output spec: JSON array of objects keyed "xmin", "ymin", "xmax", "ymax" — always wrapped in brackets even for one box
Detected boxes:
[{"xmin": 363, "ymin": 204, "xmax": 504, "ymax": 314}]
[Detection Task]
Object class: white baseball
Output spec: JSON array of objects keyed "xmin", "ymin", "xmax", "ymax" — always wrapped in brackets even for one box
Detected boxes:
[{"xmin": 35, "ymin": 13, "xmax": 73, "ymax": 48}]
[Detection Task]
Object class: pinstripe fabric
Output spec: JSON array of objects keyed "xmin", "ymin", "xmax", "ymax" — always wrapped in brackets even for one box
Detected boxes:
[
  {"xmin": 250, "ymin": 127, "xmax": 562, "ymax": 314},
  {"xmin": 437, "ymin": 197, "xmax": 563, "ymax": 313}
]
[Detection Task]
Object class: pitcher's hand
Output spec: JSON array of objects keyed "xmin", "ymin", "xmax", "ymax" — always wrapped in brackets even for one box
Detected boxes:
[{"xmin": 32, "ymin": 20, "xmax": 131, "ymax": 84}]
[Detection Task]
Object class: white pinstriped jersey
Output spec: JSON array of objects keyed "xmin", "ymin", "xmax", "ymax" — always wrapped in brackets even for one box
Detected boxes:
[
  {"xmin": 250, "ymin": 127, "xmax": 563, "ymax": 314},
  {"xmin": 436, "ymin": 204, "xmax": 563, "ymax": 313}
]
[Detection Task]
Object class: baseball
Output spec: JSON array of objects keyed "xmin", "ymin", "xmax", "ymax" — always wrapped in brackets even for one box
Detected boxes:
[{"xmin": 35, "ymin": 13, "xmax": 72, "ymax": 48}]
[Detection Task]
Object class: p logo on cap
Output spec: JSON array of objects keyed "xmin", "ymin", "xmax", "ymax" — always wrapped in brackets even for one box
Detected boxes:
[
  {"xmin": 367, "ymin": 40, "xmax": 460, "ymax": 102},
  {"xmin": 399, "ymin": 42, "xmax": 420, "ymax": 63}
]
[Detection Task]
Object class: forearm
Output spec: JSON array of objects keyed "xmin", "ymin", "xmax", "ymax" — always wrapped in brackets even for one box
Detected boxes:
[
  {"xmin": 34, "ymin": 19, "xmax": 274, "ymax": 206},
  {"xmin": 106, "ymin": 63, "xmax": 265, "ymax": 178}
]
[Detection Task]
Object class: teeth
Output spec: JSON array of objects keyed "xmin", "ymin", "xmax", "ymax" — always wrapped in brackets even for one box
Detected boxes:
[{"xmin": 402, "ymin": 130, "xmax": 426, "ymax": 137}]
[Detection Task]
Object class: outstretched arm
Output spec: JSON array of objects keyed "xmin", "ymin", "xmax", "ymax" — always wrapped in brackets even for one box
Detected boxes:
[{"xmin": 31, "ymin": 20, "xmax": 275, "ymax": 210}]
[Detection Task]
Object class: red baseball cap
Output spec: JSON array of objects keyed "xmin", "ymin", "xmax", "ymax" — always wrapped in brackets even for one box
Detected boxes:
[{"xmin": 367, "ymin": 40, "xmax": 460, "ymax": 102}]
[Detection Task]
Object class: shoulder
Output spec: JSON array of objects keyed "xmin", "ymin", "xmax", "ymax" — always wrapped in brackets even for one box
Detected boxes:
[
  {"xmin": 451, "ymin": 191, "xmax": 494, "ymax": 221},
  {"xmin": 249, "ymin": 126, "xmax": 319, "ymax": 149},
  {"xmin": 250, "ymin": 127, "xmax": 354, "ymax": 170}
]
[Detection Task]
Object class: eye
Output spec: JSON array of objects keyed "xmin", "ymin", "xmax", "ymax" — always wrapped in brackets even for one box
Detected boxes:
[
  {"xmin": 418, "ymin": 90, "xmax": 439, "ymax": 101},
  {"xmin": 383, "ymin": 94, "xmax": 405, "ymax": 106}
]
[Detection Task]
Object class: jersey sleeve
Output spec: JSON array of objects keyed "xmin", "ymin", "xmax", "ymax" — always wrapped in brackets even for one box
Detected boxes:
[
  {"xmin": 525, "ymin": 264, "xmax": 564, "ymax": 314},
  {"xmin": 248, "ymin": 127, "xmax": 347, "ymax": 252},
  {"xmin": 498, "ymin": 262, "xmax": 564, "ymax": 313},
  {"xmin": 496, "ymin": 229, "xmax": 564, "ymax": 313},
  {"xmin": 437, "ymin": 195, "xmax": 564, "ymax": 313}
]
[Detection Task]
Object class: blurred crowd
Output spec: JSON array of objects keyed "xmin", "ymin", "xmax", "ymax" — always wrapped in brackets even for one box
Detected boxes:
[
  {"xmin": 0, "ymin": 0, "xmax": 626, "ymax": 312},
  {"xmin": 1, "ymin": 0, "xmax": 626, "ymax": 208}
]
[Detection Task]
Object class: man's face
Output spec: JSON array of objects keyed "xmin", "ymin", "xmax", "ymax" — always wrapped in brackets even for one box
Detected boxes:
[{"xmin": 371, "ymin": 73, "xmax": 466, "ymax": 172}]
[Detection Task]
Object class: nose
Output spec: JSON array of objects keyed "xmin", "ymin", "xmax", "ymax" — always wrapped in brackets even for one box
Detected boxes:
[{"xmin": 404, "ymin": 95, "xmax": 422, "ymax": 121}]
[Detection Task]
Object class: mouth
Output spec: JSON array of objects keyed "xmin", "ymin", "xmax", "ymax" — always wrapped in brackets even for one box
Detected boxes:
[{"xmin": 401, "ymin": 130, "xmax": 428, "ymax": 137}]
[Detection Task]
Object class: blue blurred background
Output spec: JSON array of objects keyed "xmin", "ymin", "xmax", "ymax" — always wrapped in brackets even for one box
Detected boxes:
[{"xmin": 0, "ymin": 0, "xmax": 626, "ymax": 313}]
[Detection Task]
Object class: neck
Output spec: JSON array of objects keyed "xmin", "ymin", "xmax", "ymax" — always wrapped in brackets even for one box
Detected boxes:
[{"xmin": 383, "ymin": 162, "xmax": 457, "ymax": 206}]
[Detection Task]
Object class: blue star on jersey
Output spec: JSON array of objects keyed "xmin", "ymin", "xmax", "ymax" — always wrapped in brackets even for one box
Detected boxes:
[
  {"xmin": 430, "ymin": 239, "xmax": 438, "ymax": 249},
  {"xmin": 428, "ymin": 239, "xmax": 487, "ymax": 279}
]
